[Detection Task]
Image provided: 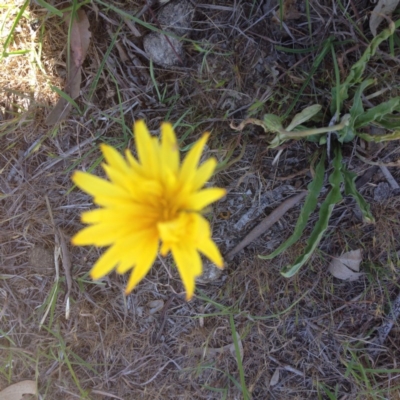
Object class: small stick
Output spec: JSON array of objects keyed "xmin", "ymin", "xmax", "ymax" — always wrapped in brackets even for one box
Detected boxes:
[
  {"xmin": 380, "ymin": 165, "xmax": 400, "ymax": 189},
  {"xmin": 225, "ymin": 191, "xmax": 307, "ymax": 260}
]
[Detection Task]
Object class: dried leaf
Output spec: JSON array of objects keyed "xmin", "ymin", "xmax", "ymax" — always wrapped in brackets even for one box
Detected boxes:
[
  {"xmin": 0, "ymin": 380, "xmax": 37, "ymax": 400},
  {"xmin": 328, "ymin": 249, "xmax": 364, "ymax": 281},
  {"xmin": 370, "ymin": 0, "xmax": 400, "ymax": 36},
  {"xmin": 46, "ymin": 9, "xmax": 91, "ymax": 125},
  {"xmin": 148, "ymin": 299, "xmax": 164, "ymax": 314},
  {"xmin": 270, "ymin": 369, "xmax": 280, "ymax": 387}
]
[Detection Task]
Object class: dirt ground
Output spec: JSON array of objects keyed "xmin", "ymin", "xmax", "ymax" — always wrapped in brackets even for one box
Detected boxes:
[{"xmin": 1, "ymin": 0, "xmax": 400, "ymax": 399}]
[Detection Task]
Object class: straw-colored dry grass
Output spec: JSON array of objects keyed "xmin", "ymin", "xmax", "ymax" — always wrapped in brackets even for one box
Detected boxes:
[{"xmin": 1, "ymin": 1, "xmax": 400, "ymax": 399}]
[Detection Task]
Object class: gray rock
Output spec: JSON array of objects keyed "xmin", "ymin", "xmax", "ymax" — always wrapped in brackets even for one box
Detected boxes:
[
  {"xmin": 374, "ymin": 182, "xmax": 391, "ymax": 202},
  {"xmin": 143, "ymin": 33, "xmax": 184, "ymax": 67},
  {"xmin": 196, "ymin": 260, "xmax": 223, "ymax": 284},
  {"xmin": 143, "ymin": 0, "xmax": 193, "ymax": 67},
  {"xmin": 158, "ymin": 0, "xmax": 194, "ymax": 36}
]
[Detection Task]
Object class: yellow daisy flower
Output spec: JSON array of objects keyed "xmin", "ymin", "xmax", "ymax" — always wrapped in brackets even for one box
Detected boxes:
[{"xmin": 72, "ymin": 120, "xmax": 226, "ymax": 300}]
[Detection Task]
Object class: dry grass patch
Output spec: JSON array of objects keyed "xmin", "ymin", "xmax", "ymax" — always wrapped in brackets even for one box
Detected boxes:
[{"xmin": 1, "ymin": 0, "xmax": 400, "ymax": 399}]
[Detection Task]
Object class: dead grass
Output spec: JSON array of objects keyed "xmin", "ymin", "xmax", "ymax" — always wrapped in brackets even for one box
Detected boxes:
[{"xmin": 1, "ymin": 0, "xmax": 400, "ymax": 399}]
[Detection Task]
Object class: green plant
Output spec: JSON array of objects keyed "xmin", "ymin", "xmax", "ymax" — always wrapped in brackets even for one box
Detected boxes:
[{"xmin": 235, "ymin": 20, "xmax": 400, "ymax": 277}]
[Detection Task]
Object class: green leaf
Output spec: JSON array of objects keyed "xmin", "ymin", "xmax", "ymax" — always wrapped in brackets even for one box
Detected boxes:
[
  {"xmin": 35, "ymin": 0, "xmax": 63, "ymax": 17},
  {"xmin": 50, "ymin": 85, "xmax": 81, "ymax": 112},
  {"xmin": 286, "ymin": 104, "xmax": 322, "ymax": 132},
  {"xmin": 357, "ymin": 130, "xmax": 400, "ymax": 142},
  {"xmin": 373, "ymin": 114, "xmax": 400, "ymax": 130},
  {"xmin": 263, "ymin": 114, "xmax": 283, "ymax": 133},
  {"xmin": 338, "ymin": 78, "xmax": 375, "ymax": 143},
  {"xmin": 342, "ymin": 168, "xmax": 375, "ymax": 223},
  {"xmin": 350, "ymin": 79, "xmax": 375, "ymax": 121},
  {"xmin": 354, "ymin": 96, "xmax": 400, "ymax": 128},
  {"xmin": 259, "ymin": 153, "xmax": 326, "ymax": 260},
  {"xmin": 281, "ymin": 147, "xmax": 344, "ymax": 277},
  {"xmin": 335, "ymin": 21, "xmax": 398, "ymax": 112}
]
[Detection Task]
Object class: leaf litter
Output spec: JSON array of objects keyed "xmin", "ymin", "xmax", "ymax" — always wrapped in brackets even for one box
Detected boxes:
[{"xmin": 328, "ymin": 249, "xmax": 365, "ymax": 281}]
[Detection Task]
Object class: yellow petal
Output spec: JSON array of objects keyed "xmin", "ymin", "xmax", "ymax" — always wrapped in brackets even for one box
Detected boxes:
[
  {"xmin": 171, "ymin": 244, "xmax": 202, "ymax": 300},
  {"xmin": 72, "ymin": 171, "xmax": 129, "ymax": 198},
  {"xmin": 179, "ymin": 133, "xmax": 209, "ymax": 183},
  {"xmin": 197, "ymin": 236, "xmax": 224, "ymax": 268},
  {"xmin": 125, "ymin": 149, "xmax": 141, "ymax": 173},
  {"xmin": 192, "ymin": 158, "xmax": 217, "ymax": 191},
  {"xmin": 196, "ymin": 216, "xmax": 224, "ymax": 267},
  {"xmin": 161, "ymin": 122, "xmax": 179, "ymax": 174},
  {"xmin": 100, "ymin": 144, "xmax": 130, "ymax": 174},
  {"xmin": 125, "ymin": 235, "xmax": 159, "ymax": 293},
  {"xmin": 72, "ymin": 223, "xmax": 133, "ymax": 246},
  {"xmin": 81, "ymin": 206, "xmax": 157, "ymax": 224},
  {"xmin": 134, "ymin": 120, "xmax": 159, "ymax": 176},
  {"xmin": 90, "ymin": 245, "xmax": 120, "ymax": 279},
  {"xmin": 160, "ymin": 241, "xmax": 171, "ymax": 256},
  {"xmin": 184, "ymin": 188, "xmax": 226, "ymax": 210}
]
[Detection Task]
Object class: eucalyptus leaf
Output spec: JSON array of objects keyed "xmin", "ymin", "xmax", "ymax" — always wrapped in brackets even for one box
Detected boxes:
[
  {"xmin": 259, "ymin": 153, "xmax": 326, "ymax": 260},
  {"xmin": 281, "ymin": 147, "xmax": 343, "ymax": 277}
]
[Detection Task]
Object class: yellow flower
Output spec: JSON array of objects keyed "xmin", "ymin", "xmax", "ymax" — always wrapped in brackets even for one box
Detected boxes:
[{"xmin": 72, "ymin": 120, "xmax": 226, "ymax": 299}]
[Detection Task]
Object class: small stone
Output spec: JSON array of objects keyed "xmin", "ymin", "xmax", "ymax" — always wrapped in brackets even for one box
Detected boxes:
[
  {"xmin": 158, "ymin": 0, "xmax": 194, "ymax": 36},
  {"xmin": 374, "ymin": 182, "xmax": 391, "ymax": 202},
  {"xmin": 196, "ymin": 260, "xmax": 223, "ymax": 284},
  {"xmin": 28, "ymin": 245, "xmax": 54, "ymax": 273},
  {"xmin": 143, "ymin": 33, "xmax": 184, "ymax": 67},
  {"xmin": 294, "ymin": 179, "xmax": 302, "ymax": 189}
]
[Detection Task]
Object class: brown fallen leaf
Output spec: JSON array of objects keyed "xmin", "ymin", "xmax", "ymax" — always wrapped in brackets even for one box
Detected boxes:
[
  {"xmin": 328, "ymin": 249, "xmax": 364, "ymax": 281},
  {"xmin": 46, "ymin": 9, "xmax": 91, "ymax": 125},
  {"xmin": 0, "ymin": 380, "xmax": 37, "ymax": 400},
  {"xmin": 273, "ymin": 0, "xmax": 301, "ymax": 23}
]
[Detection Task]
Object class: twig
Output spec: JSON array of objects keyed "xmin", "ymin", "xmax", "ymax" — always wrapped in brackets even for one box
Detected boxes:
[
  {"xmin": 380, "ymin": 165, "xmax": 400, "ymax": 189},
  {"xmin": 225, "ymin": 191, "xmax": 307, "ymax": 260}
]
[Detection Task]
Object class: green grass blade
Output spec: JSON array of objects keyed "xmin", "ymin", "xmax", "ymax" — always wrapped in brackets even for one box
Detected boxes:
[
  {"xmin": 284, "ymin": 36, "xmax": 334, "ymax": 119},
  {"xmin": 229, "ymin": 315, "xmax": 250, "ymax": 400},
  {"xmin": 50, "ymin": 85, "xmax": 81, "ymax": 112},
  {"xmin": 331, "ymin": 43, "xmax": 341, "ymax": 119},
  {"xmin": 354, "ymin": 96, "xmax": 400, "ymax": 128},
  {"xmin": 281, "ymin": 147, "xmax": 343, "ymax": 277},
  {"xmin": 259, "ymin": 153, "xmax": 326, "ymax": 260},
  {"xmin": 35, "ymin": 0, "xmax": 63, "ymax": 17},
  {"xmin": 1, "ymin": 0, "xmax": 29, "ymax": 59},
  {"xmin": 149, "ymin": 59, "xmax": 162, "ymax": 103},
  {"xmin": 85, "ymin": 24, "xmax": 122, "ymax": 109},
  {"xmin": 342, "ymin": 168, "xmax": 374, "ymax": 223},
  {"xmin": 372, "ymin": 114, "xmax": 400, "ymax": 130}
]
